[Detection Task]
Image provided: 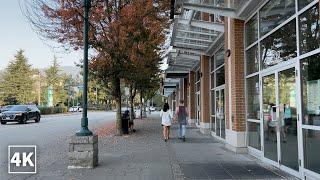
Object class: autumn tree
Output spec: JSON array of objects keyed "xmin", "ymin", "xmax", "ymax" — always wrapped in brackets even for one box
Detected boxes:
[{"xmin": 23, "ymin": 0, "xmax": 169, "ymax": 135}]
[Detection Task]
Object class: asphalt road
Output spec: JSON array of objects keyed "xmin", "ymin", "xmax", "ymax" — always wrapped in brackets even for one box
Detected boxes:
[{"xmin": 0, "ymin": 111, "xmax": 116, "ymax": 180}]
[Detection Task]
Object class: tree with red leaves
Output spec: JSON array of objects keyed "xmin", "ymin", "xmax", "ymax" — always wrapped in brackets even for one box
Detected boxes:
[{"xmin": 22, "ymin": 0, "xmax": 169, "ymax": 135}]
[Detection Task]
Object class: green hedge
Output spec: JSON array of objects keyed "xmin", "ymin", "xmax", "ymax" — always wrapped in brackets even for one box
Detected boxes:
[{"xmin": 39, "ymin": 107, "xmax": 68, "ymax": 115}]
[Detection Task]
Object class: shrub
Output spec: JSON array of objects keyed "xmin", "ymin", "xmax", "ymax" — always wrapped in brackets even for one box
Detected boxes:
[{"xmin": 38, "ymin": 106, "xmax": 68, "ymax": 115}]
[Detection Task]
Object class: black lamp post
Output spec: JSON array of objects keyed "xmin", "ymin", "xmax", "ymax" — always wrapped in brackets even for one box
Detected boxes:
[{"xmin": 76, "ymin": 0, "xmax": 93, "ymax": 136}]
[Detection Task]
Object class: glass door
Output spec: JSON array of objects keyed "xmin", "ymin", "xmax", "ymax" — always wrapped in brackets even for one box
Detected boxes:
[
  {"xmin": 262, "ymin": 67, "xmax": 299, "ymax": 172},
  {"xmin": 215, "ymin": 88, "xmax": 225, "ymax": 139}
]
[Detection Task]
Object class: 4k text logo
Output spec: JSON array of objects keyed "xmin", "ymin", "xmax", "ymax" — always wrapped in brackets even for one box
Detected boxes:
[{"xmin": 8, "ymin": 145, "xmax": 37, "ymax": 174}]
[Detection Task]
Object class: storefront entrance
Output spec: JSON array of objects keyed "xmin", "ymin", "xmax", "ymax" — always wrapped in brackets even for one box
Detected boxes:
[{"xmin": 261, "ymin": 64, "xmax": 299, "ymax": 175}]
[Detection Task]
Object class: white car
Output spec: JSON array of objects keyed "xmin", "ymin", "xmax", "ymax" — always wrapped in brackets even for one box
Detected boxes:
[
  {"xmin": 149, "ymin": 106, "xmax": 156, "ymax": 111},
  {"xmin": 68, "ymin": 106, "xmax": 83, "ymax": 112}
]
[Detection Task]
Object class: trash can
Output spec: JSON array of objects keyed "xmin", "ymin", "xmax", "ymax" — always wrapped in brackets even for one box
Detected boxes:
[{"xmin": 122, "ymin": 110, "xmax": 129, "ymax": 134}]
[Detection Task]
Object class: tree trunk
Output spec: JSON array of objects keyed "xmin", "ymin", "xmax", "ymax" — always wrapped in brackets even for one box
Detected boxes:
[
  {"xmin": 140, "ymin": 90, "xmax": 143, "ymax": 119},
  {"xmin": 114, "ymin": 77, "xmax": 122, "ymax": 136},
  {"xmin": 129, "ymin": 85, "xmax": 135, "ymax": 121}
]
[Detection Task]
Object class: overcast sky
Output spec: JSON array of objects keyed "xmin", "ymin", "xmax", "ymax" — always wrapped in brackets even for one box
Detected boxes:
[{"xmin": 0, "ymin": 0, "xmax": 81, "ymax": 70}]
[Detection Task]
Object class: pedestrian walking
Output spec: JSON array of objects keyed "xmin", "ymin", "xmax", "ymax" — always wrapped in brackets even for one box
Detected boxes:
[
  {"xmin": 175, "ymin": 100, "xmax": 188, "ymax": 142},
  {"xmin": 160, "ymin": 103, "xmax": 173, "ymax": 142}
]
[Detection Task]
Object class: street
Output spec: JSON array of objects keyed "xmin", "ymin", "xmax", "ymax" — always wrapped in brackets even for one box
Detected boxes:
[{"xmin": 0, "ymin": 111, "xmax": 116, "ymax": 180}]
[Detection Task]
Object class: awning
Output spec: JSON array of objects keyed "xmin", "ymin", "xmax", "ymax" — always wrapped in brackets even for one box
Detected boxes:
[{"xmin": 162, "ymin": 78, "xmax": 180, "ymax": 96}]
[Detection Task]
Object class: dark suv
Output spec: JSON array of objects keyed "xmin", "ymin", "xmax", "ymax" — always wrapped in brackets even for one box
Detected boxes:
[{"xmin": 0, "ymin": 105, "xmax": 41, "ymax": 125}]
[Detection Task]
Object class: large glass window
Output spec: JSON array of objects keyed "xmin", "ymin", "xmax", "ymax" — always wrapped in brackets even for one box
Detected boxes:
[
  {"xmin": 245, "ymin": 14, "xmax": 258, "ymax": 46},
  {"xmin": 211, "ymin": 90, "xmax": 215, "ymax": 116},
  {"xmin": 246, "ymin": 76, "xmax": 260, "ymax": 120},
  {"xmin": 246, "ymin": 45, "xmax": 259, "ymax": 75},
  {"xmin": 299, "ymin": 0, "xmax": 315, "ymax": 10},
  {"xmin": 260, "ymin": 20, "xmax": 297, "ymax": 69},
  {"xmin": 301, "ymin": 53, "xmax": 320, "ymax": 126},
  {"xmin": 299, "ymin": 3, "xmax": 320, "ymax": 55},
  {"xmin": 215, "ymin": 67, "xmax": 225, "ymax": 87},
  {"xmin": 259, "ymin": 0, "xmax": 295, "ymax": 37},
  {"xmin": 303, "ymin": 129, "xmax": 320, "ymax": 174},
  {"xmin": 248, "ymin": 122, "xmax": 261, "ymax": 150},
  {"xmin": 211, "ymin": 56, "xmax": 215, "ymax": 72},
  {"xmin": 211, "ymin": 73, "xmax": 214, "ymax": 89},
  {"xmin": 215, "ymin": 48, "xmax": 224, "ymax": 68}
]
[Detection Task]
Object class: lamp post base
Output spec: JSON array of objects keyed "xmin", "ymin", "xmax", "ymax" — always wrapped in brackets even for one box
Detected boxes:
[
  {"xmin": 76, "ymin": 127, "xmax": 93, "ymax": 136},
  {"xmin": 68, "ymin": 134, "xmax": 98, "ymax": 169}
]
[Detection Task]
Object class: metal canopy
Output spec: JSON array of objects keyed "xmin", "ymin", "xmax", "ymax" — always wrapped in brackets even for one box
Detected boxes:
[{"xmin": 178, "ymin": 19, "xmax": 224, "ymax": 32}]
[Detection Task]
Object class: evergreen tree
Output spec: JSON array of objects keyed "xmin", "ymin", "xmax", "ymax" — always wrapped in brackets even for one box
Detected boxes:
[
  {"xmin": 45, "ymin": 57, "xmax": 68, "ymax": 106},
  {"xmin": 0, "ymin": 50, "xmax": 35, "ymax": 104}
]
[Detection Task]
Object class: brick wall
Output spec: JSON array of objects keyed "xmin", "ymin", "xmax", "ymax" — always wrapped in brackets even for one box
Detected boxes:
[
  {"xmin": 224, "ymin": 18, "xmax": 246, "ymax": 132},
  {"xmin": 200, "ymin": 55, "xmax": 210, "ymax": 124},
  {"xmin": 188, "ymin": 71, "xmax": 196, "ymax": 119}
]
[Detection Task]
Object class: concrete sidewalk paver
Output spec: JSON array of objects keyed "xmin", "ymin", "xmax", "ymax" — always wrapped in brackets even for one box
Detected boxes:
[{"xmin": 24, "ymin": 113, "xmax": 297, "ymax": 180}]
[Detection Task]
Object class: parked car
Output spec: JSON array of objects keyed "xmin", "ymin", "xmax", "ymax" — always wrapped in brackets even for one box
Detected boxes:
[
  {"xmin": 0, "ymin": 105, "xmax": 41, "ymax": 125},
  {"xmin": 68, "ymin": 106, "xmax": 83, "ymax": 112},
  {"xmin": 149, "ymin": 106, "xmax": 156, "ymax": 111},
  {"xmin": 0, "ymin": 105, "xmax": 13, "ymax": 113}
]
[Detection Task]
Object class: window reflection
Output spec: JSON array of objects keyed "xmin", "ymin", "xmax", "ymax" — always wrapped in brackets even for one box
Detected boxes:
[
  {"xmin": 299, "ymin": 0, "xmax": 314, "ymax": 10},
  {"xmin": 211, "ymin": 73, "xmax": 214, "ymax": 89},
  {"xmin": 259, "ymin": 0, "xmax": 295, "ymax": 37},
  {"xmin": 246, "ymin": 45, "xmax": 259, "ymax": 75},
  {"xmin": 215, "ymin": 48, "xmax": 224, "ymax": 68},
  {"xmin": 299, "ymin": 3, "xmax": 320, "ymax": 55},
  {"xmin": 247, "ymin": 76, "xmax": 260, "ymax": 120},
  {"xmin": 303, "ymin": 129, "xmax": 320, "ymax": 174},
  {"xmin": 215, "ymin": 67, "xmax": 225, "ymax": 87},
  {"xmin": 301, "ymin": 53, "xmax": 320, "ymax": 126},
  {"xmin": 260, "ymin": 20, "xmax": 297, "ymax": 69},
  {"xmin": 245, "ymin": 14, "xmax": 258, "ymax": 46},
  {"xmin": 248, "ymin": 122, "xmax": 261, "ymax": 150},
  {"xmin": 211, "ymin": 56, "xmax": 215, "ymax": 72}
]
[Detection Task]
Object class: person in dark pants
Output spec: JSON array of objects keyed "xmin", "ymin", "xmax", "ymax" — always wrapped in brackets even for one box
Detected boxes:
[{"xmin": 175, "ymin": 100, "xmax": 188, "ymax": 142}]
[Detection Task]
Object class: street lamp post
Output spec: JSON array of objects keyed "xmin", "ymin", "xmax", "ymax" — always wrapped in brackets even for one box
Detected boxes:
[{"xmin": 76, "ymin": 0, "xmax": 92, "ymax": 136}]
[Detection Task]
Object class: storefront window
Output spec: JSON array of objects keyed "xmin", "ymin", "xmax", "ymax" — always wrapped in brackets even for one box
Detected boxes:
[
  {"xmin": 215, "ymin": 67, "xmax": 225, "ymax": 87},
  {"xmin": 247, "ymin": 76, "xmax": 260, "ymax": 120},
  {"xmin": 245, "ymin": 14, "xmax": 258, "ymax": 46},
  {"xmin": 299, "ymin": 3, "xmax": 320, "ymax": 55},
  {"xmin": 211, "ymin": 56, "xmax": 215, "ymax": 72},
  {"xmin": 301, "ymin": 53, "xmax": 320, "ymax": 126},
  {"xmin": 299, "ymin": 0, "xmax": 315, "ymax": 10},
  {"xmin": 211, "ymin": 73, "xmax": 214, "ymax": 89},
  {"xmin": 215, "ymin": 48, "xmax": 224, "ymax": 68},
  {"xmin": 303, "ymin": 129, "xmax": 320, "ymax": 174},
  {"xmin": 260, "ymin": 20, "xmax": 297, "ymax": 69},
  {"xmin": 246, "ymin": 45, "xmax": 259, "ymax": 75},
  {"xmin": 211, "ymin": 116, "xmax": 215, "ymax": 132},
  {"xmin": 259, "ymin": 0, "xmax": 295, "ymax": 37},
  {"xmin": 248, "ymin": 122, "xmax": 261, "ymax": 150},
  {"xmin": 211, "ymin": 90, "xmax": 215, "ymax": 116}
]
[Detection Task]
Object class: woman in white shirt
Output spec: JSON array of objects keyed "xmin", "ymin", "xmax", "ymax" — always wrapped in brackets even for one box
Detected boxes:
[{"xmin": 160, "ymin": 103, "xmax": 173, "ymax": 142}]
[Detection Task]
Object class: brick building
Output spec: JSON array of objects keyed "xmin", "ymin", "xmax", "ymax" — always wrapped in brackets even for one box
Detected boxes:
[{"xmin": 163, "ymin": 0, "xmax": 320, "ymax": 179}]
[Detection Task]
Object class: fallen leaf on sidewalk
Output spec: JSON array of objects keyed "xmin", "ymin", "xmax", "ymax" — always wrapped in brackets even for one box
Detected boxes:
[{"xmin": 94, "ymin": 121, "xmax": 116, "ymax": 137}]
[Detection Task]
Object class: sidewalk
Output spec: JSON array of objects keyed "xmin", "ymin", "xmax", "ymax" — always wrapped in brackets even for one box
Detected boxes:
[{"xmin": 28, "ymin": 113, "xmax": 296, "ymax": 180}]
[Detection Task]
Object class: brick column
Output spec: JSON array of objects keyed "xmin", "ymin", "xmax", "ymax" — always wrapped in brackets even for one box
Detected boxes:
[
  {"xmin": 224, "ymin": 17, "xmax": 246, "ymax": 153},
  {"xmin": 200, "ymin": 55, "xmax": 210, "ymax": 134},
  {"xmin": 188, "ymin": 71, "xmax": 196, "ymax": 123}
]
